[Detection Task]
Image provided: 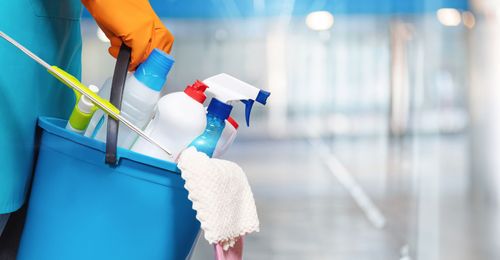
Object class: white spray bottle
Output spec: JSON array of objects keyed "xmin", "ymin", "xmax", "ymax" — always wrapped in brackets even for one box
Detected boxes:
[
  {"xmin": 190, "ymin": 73, "xmax": 271, "ymax": 157},
  {"xmin": 203, "ymin": 73, "xmax": 271, "ymax": 127}
]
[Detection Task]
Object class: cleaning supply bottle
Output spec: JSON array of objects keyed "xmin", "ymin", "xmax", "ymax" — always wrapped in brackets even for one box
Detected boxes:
[
  {"xmin": 131, "ymin": 80, "xmax": 209, "ymax": 161},
  {"xmin": 203, "ymin": 73, "xmax": 270, "ymax": 127},
  {"xmin": 190, "ymin": 73, "xmax": 271, "ymax": 157},
  {"xmin": 189, "ymin": 99, "xmax": 232, "ymax": 157},
  {"xmin": 87, "ymin": 48, "xmax": 174, "ymax": 148},
  {"xmin": 65, "ymin": 84, "xmax": 100, "ymax": 134},
  {"xmin": 213, "ymin": 117, "xmax": 238, "ymax": 158}
]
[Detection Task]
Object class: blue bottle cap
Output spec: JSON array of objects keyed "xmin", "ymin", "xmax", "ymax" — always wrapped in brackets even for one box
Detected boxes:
[
  {"xmin": 134, "ymin": 48, "xmax": 174, "ymax": 92},
  {"xmin": 207, "ymin": 98, "xmax": 232, "ymax": 120}
]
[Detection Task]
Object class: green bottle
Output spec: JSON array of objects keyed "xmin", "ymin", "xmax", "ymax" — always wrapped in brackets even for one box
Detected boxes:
[{"xmin": 65, "ymin": 85, "xmax": 99, "ymax": 134}]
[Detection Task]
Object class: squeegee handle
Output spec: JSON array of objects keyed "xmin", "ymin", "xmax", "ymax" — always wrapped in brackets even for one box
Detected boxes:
[
  {"xmin": 48, "ymin": 66, "xmax": 121, "ymax": 117},
  {"xmin": 48, "ymin": 66, "xmax": 172, "ymax": 156}
]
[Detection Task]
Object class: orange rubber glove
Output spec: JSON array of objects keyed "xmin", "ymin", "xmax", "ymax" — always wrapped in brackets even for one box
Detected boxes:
[{"xmin": 82, "ymin": 0, "xmax": 174, "ymax": 71}]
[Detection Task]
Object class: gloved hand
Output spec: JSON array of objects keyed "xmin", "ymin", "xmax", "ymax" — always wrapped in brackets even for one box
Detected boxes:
[{"xmin": 81, "ymin": 0, "xmax": 174, "ymax": 70}]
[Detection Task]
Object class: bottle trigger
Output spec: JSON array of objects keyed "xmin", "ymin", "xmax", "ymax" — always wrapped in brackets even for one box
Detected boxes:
[{"xmin": 241, "ymin": 99, "xmax": 254, "ymax": 127}]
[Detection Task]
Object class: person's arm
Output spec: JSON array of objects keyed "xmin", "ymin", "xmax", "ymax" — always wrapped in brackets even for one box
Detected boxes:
[{"xmin": 81, "ymin": 0, "xmax": 174, "ymax": 70}]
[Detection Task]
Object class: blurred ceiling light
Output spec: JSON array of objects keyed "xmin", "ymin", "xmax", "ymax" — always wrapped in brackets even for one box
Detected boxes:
[
  {"xmin": 462, "ymin": 11, "xmax": 476, "ymax": 29},
  {"xmin": 96, "ymin": 27, "xmax": 110, "ymax": 43},
  {"xmin": 436, "ymin": 8, "xmax": 462, "ymax": 26},
  {"xmin": 305, "ymin": 11, "xmax": 334, "ymax": 31}
]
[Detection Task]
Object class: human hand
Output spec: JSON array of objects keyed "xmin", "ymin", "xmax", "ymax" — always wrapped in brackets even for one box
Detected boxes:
[{"xmin": 82, "ymin": 0, "xmax": 174, "ymax": 70}]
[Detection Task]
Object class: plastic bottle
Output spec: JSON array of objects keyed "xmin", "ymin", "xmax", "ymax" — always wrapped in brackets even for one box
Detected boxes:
[
  {"xmin": 189, "ymin": 73, "xmax": 271, "ymax": 157},
  {"xmin": 203, "ymin": 73, "xmax": 270, "ymax": 127},
  {"xmin": 189, "ymin": 98, "xmax": 232, "ymax": 157},
  {"xmin": 131, "ymin": 81, "xmax": 209, "ymax": 161},
  {"xmin": 66, "ymin": 84, "xmax": 99, "ymax": 134},
  {"xmin": 86, "ymin": 49, "xmax": 174, "ymax": 148},
  {"xmin": 213, "ymin": 117, "xmax": 238, "ymax": 158}
]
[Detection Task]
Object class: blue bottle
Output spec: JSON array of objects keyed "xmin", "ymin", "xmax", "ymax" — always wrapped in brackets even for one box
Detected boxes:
[{"xmin": 189, "ymin": 98, "xmax": 232, "ymax": 157}]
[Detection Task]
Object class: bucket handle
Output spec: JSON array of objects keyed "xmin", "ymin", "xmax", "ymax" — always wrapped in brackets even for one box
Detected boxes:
[{"xmin": 105, "ymin": 44, "xmax": 131, "ymax": 165}]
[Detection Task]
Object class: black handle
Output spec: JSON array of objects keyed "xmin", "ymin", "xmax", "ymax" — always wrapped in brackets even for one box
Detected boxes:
[{"xmin": 105, "ymin": 44, "xmax": 131, "ymax": 165}]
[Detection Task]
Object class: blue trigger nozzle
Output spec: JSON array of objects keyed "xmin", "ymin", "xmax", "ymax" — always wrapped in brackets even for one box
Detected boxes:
[
  {"xmin": 241, "ymin": 100, "xmax": 255, "ymax": 127},
  {"xmin": 256, "ymin": 90, "xmax": 271, "ymax": 105}
]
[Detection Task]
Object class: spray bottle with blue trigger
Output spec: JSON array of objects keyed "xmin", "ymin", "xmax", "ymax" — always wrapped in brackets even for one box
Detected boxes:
[{"xmin": 189, "ymin": 73, "xmax": 271, "ymax": 157}]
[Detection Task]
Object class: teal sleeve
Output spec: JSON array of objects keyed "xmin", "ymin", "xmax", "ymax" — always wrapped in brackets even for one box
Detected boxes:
[{"xmin": 0, "ymin": 0, "xmax": 82, "ymax": 213}]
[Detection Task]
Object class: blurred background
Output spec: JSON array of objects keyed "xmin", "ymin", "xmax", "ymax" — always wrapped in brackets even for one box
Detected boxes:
[{"xmin": 80, "ymin": 0, "xmax": 500, "ymax": 259}]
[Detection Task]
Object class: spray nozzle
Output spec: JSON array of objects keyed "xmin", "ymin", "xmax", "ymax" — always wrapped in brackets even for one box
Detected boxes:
[
  {"xmin": 203, "ymin": 73, "xmax": 271, "ymax": 127},
  {"xmin": 256, "ymin": 90, "xmax": 271, "ymax": 105},
  {"xmin": 240, "ymin": 89, "xmax": 271, "ymax": 126}
]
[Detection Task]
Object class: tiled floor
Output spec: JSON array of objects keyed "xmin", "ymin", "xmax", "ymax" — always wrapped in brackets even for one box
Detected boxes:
[
  {"xmin": 190, "ymin": 136, "xmax": 500, "ymax": 260},
  {"xmin": 192, "ymin": 139, "xmax": 404, "ymax": 259}
]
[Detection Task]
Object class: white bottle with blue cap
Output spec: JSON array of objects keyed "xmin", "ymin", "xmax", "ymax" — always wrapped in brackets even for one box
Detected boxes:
[{"xmin": 86, "ymin": 48, "xmax": 174, "ymax": 149}]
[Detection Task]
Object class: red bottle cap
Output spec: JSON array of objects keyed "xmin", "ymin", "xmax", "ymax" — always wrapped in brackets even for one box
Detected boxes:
[
  {"xmin": 184, "ymin": 80, "xmax": 208, "ymax": 103},
  {"xmin": 227, "ymin": 116, "xmax": 239, "ymax": 129}
]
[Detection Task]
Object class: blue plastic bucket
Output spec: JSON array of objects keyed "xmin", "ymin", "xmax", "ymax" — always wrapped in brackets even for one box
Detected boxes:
[{"xmin": 17, "ymin": 117, "xmax": 200, "ymax": 260}]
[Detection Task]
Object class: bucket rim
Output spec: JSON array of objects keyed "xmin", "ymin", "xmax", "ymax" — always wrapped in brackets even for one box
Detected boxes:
[{"xmin": 37, "ymin": 116, "xmax": 180, "ymax": 174}]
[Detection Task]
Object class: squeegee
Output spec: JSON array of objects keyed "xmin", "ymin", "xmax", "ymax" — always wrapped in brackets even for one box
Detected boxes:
[{"xmin": 0, "ymin": 31, "xmax": 172, "ymax": 157}]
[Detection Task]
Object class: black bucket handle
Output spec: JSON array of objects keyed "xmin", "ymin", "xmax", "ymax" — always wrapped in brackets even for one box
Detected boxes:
[{"xmin": 105, "ymin": 44, "xmax": 131, "ymax": 165}]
